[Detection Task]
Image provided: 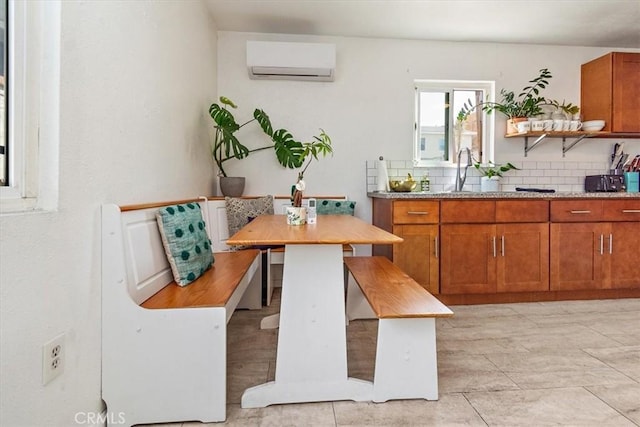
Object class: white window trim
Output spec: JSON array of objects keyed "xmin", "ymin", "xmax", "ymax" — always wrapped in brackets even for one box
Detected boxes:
[
  {"xmin": 413, "ymin": 79, "xmax": 495, "ymax": 168},
  {"xmin": 1, "ymin": 0, "xmax": 60, "ymax": 214}
]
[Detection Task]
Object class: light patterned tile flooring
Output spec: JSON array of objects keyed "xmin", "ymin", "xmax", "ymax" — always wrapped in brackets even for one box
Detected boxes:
[{"xmin": 147, "ymin": 292, "xmax": 640, "ymax": 426}]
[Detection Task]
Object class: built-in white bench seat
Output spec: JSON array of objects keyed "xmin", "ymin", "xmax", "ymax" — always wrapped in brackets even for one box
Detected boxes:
[
  {"xmin": 101, "ymin": 202, "xmax": 262, "ymax": 426},
  {"xmin": 344, "ymin": 256, "xmax": 453, "ymax": 402}
]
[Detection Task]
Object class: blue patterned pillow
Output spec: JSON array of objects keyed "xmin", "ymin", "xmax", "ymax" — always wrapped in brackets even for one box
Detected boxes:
[
  {"xmin": 316, "ymin": 199, "xmax": 356, "ymax": 216},
  {"xmin": 156, "ymin": 203, "xmax": 213, "ymax": 286}
]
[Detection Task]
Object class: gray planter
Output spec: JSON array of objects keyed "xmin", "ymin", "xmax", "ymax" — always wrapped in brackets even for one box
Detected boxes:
[{"xmin": 219, "ymin": 177, "xmax": 245, "ymax": 197}]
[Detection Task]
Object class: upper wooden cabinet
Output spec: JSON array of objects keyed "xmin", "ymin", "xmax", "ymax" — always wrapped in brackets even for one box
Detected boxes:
[{"xmin": 581, "ymin": 52, "xmax": 640, "ymax": 133}]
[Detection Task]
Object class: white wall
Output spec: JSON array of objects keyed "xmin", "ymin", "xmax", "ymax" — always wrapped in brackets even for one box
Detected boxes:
[
  {"xmin": 0, "ymin": 1, "xmax": 218, "ymax": 426},
  {"xmin": 217, "ymin": 31, "xmax": 639, "ymax": 225}
]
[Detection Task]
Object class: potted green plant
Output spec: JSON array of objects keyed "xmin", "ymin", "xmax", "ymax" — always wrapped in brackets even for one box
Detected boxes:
[
  {"xmin": 474, "ymin": 161, "xmax": 520, "ymax": 192},
  {"xmin": 549, "ymin": 99, "xmax": 580, "ymax": 120},
  {"xmin": 458, "ymin": 68, "xmax": 554, "ymax": 134},
  {"xmin": 209, "ymin": 96, "xmax": 330, "ymax": 196}
]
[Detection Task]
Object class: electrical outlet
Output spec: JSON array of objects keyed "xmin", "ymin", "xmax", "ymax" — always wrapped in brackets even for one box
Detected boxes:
[{"xmin": 42, "ymin": 333, "xmax": 65, "ymax": 385}]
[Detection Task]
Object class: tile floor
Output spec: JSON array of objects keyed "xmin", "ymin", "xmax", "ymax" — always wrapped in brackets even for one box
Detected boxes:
[{"xmin": 150, "ymin": 292, "xmax": 640, "ymax": 426}]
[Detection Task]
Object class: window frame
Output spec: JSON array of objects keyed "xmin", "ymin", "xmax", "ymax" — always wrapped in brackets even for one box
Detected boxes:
[
  {"xmin": 1, "ymin": 0, "xmax": 60, "ymax": 213},
  {"xmin": 414, "ymin": 79, "xmax": 495, "ymax": 168}
]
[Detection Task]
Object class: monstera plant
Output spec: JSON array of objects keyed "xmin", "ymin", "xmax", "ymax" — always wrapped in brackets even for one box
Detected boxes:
[
  {"xmin": 209, "ymin": 97, "xmax": 331, "ymax": 176},
  {"xmin": 209, "ymin": 96, "xmax": 332, "ymax": 196}
]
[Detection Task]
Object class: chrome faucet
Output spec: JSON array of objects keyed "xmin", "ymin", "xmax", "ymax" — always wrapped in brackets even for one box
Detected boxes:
[{"xmin": 455, "ymin": 148, "xmax": 472, "ymax": 192}]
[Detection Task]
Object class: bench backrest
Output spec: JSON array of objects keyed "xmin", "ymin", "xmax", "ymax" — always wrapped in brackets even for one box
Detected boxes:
[{"xmin": 118, "ymin": 206, "xmax": 176, "ymax": 304}]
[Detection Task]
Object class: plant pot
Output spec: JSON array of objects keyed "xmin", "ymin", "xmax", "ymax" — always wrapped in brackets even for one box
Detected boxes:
[
  {"xmin": 480, "ymin": 176, "xmax": 500, "ymax": 192},
  {"xmin": 285, "ymin": 207, "xmax": 307, "ymax": 225},
  {"xmin": 219, "ymin": 176, "xmax": 245, "ymax": 197},
  {"xmin": 506, "ymin": 117, "xmax": 529, "ymax": 135}
]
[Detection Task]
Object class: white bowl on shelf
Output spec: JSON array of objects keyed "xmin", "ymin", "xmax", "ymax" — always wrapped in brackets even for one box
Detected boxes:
[{"xmin": 582, "ymin": 120, "xmax": 605, "ymax": 131}]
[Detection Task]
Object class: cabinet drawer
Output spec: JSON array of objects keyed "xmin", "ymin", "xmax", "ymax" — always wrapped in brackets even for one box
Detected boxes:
[
  {"xmin": 603, "ymin": 199, "xmax": 640, "ymax": 221},
  {"xmin": 496, "ymin": 200, "xmax": 549, "ymax": 223},
  {"xmin": 550, "ymin": 200, "xmax": 603, "ymax": 222},
  {"xmin": 393, "ymin": 201, "xmax": 440, "ymax": 224},
  {"xmin": 441, "ymin": 200, "xmax": 495, "ymax": 223}
]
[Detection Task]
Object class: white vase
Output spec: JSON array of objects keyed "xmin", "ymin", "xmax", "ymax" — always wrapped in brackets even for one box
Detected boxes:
[
  {"xmin": 286, "ymin": 207, "xmax": 307, "ymax": 225},
  {"xmin": 481, "ymin": 176, "xmax": 500, "ymax": 192}
]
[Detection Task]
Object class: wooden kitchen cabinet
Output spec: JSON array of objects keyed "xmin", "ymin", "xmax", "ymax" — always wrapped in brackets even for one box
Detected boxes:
[
  {"xmin": 392, "ymin": 224, "xmax": 439, "ymax": 294},
  {"xmin": 550, "ymin": 199, "xmax": 640, "ymax": 291},
  {"xmin": 372, "ymin": 195, "xmax": 639, "ymax": 304},
  {"xmin": 609, "ymin": 222, "xmax": 640, "ymax": 288},
  {"xmin": 373, "ymin": 200, "xmax": 440, "ymax": 293},
  {"xmin": 440, "ymin": 224, "xmax": 496, "ymax": 294},
  {"xmin": 581, "ymin": 52, "xmax": 640, "ymax": 133},
  {"xmin": 497, "ymin": 223, "xmax": 550, "ymax": 293},
  {"xmin": 440, "ymin": 200, "xmax": 549, "ymax": 295}
]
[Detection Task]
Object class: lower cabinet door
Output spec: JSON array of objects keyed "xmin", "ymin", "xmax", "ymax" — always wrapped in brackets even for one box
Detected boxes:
[
  {"xmin": 609, "ymin": 222, "xmax": 640, "ymax": 289},
  {"xmin": 497, "ymin": 223, "xmax": 550, "ymax": 292},
  {"xmin": 392, "ymin": 225, "xmax": 439, "ymax": 294},
  {"xmin": 440, "ymin": 224, "xmax": 497, "ymax": 294},
  {"xmin": 550, "ymin": 222, "xmax": 606, "ymax": 291}
]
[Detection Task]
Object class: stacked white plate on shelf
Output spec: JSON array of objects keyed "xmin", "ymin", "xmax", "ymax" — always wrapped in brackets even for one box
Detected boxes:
[{"xmin": 582, "ymin": 120, "xmax": 605, "ymax": 131}]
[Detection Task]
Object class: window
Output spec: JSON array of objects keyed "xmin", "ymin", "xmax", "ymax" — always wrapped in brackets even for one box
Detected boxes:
[
  {"xmin": 414, "ymin": 80, "xmax": 494, "ymax": 167},
  {"xmin": 1, "ymin": 0, "xmax": 60, "ymax": 213}
]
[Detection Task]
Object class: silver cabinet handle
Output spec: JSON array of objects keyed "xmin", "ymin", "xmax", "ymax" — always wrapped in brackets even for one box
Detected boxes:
[
  {"xmin": 609, "ymin": 233, "xmax": 613, "ymax": 254},
  {"xmin": 434, "ymin": 235, "xmax": 439, "ymax": 259},
  {"xmin": 501, "ymin": 235, "xmax": 505, "ymax": 257},
  {"xmin": 407, "ymin": 211, "xmax": 429, "ymax": 215},
  {"xmin": 570, "ymin": 210, "xmax": 591, "ymax": 214},
  {"xmin": 622, "ymin": 209, "xmax": 640, "ymax": 213},
  {"xmin": 492, "ymin": 236, "xmax": 497, "ymax": 258},
  {"xmin": 599, "ymin": 234, "xmax": 604, "ymax": 255}
]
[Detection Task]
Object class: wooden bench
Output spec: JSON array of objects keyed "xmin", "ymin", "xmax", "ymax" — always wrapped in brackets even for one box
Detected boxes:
[
  {"xmin": 344, "ymin": 256, "xmax": 453, "ymax": 402},
  {"xmin": 101, "ymin": 202, "xmax": 262, "ymax": 426}
]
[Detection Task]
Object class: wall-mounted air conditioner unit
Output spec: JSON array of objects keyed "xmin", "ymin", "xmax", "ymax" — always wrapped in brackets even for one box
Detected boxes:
[{"xmin": 246, "ymin": 41, "xmax": 336, "ymax": 82}]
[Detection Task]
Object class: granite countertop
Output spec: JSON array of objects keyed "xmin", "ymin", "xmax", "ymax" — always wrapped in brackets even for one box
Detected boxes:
[{"xmin": 368, "ymin": 191, "xmax": 640, "ymax": 199}]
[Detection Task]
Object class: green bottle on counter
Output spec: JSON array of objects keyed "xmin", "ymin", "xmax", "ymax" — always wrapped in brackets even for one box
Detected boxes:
[{"xmin": 421, "ymin": 172, "xmax": 430, "ymax": 192}]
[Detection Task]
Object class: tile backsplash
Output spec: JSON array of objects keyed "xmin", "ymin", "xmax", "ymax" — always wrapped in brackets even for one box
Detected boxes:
[{"xmin": 366, "ymin": 160, "xmax": 611, "ymax": 193}]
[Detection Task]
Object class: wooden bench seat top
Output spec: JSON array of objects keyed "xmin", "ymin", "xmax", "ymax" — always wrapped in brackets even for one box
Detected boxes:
[
  {"xmin": 141, "ymin": 249, "xmax": 260, "ymax": 310},
  {"xmin": 344, "ymin": 256, "xmax": 453, "ymax": 319}
]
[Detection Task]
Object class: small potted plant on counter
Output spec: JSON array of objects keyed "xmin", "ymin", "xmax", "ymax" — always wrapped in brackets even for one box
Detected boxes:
[{"xmin": 474, "ymin": 161, "xmax": 520, "ymax": 192}]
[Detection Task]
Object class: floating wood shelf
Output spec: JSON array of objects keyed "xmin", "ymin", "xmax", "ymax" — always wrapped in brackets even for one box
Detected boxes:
[{"xmin": 505, "ymin": 131, "xmax": 640, "ymax": 157}]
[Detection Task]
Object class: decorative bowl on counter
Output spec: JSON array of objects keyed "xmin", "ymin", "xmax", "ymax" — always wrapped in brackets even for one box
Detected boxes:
[
  {"xmin": 389, "ymin": 179, "xmax": 417, "ymax": 192},
  {"xmin": 582, "ymin": 120, "xmax": 605, "ymax": 132}
]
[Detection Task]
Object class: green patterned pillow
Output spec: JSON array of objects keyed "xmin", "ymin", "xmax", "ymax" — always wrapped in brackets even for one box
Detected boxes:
[
  {"xmin": 316, "ymin": 199, "xmax": 356, "ymax": 216},
  {"xmin": 156, "ymin": 203, "xmax": 213, "ymax": 286}
]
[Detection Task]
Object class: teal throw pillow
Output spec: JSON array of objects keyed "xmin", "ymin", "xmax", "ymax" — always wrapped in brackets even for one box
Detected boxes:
[
  {"xmin": 156, "ymin": 203, "xmax": 214, "ymax": 286},
  {"xmin": 316, "ymin": 199, "xmax": 356, "ymax": 216}
]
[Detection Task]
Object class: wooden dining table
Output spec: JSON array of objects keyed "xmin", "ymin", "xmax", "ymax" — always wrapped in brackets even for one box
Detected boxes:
[{"xmin": 226, "ymin": 214, "xmax": 403, "ymax": 408}]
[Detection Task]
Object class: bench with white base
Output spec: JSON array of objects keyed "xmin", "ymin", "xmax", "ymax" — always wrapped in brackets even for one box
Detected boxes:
[
  {"xmin": 344, "ymin": 256, "xmax": 453, "ymax": 402},
  {"xmin": 101, "ymin": 202, "xmax": 262, "ymax": 426}
]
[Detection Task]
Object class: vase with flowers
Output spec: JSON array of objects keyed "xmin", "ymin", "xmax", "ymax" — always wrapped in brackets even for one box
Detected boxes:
[{"xmin": 286, "ymin": 130, "xmax": 333, "ymax": 225}]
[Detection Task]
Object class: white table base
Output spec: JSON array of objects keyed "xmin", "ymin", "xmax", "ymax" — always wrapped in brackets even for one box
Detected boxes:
[{"xmin": 242, "ymin": 244, "xmax": 373, "ymax": 407}]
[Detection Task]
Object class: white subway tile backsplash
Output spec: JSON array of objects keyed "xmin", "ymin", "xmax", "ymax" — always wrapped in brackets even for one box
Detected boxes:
[
  {"xmin": 365, "ymin": 159, "xmax": 601, "ymax": 193},
  {"xmin": 536, "ymin": 162, "xmax": 551, "ymax": 169},
  {"xmin": 389, "ymin": 160, "xmax": 406, "ymax": 169},
  {"xmin": 536, "ymin": 177, "xmax": 552, "ymax": 184}
]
